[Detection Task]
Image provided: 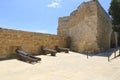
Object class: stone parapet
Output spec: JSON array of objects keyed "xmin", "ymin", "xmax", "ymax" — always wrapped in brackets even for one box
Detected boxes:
[{"xmin": 0, "ymin": 28, "xmax": 68, "ymax": 59}]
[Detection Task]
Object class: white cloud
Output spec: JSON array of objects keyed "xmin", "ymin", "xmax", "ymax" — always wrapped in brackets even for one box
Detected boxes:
[
  {"xmin": 47, "ymin": 0, "xmax": 62, "ymax": 8},
  {"xmin": 47, "ymin": 2, "xmax": 59, "ymax": 8},
  {"xmin": 55, "ymin": 0, "xmax": 61, "ymax": 2}
]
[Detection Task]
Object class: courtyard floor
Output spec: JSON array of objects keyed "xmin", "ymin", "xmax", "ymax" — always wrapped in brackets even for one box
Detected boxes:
[{"xmin": 0, "ymin": 51, "xmax": 120, "ymax": 80}]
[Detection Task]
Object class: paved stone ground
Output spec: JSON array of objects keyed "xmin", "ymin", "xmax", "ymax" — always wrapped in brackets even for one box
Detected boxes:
[{"xmin": 0, "ymin": 51, "xmax": 120, "ymax": 80}]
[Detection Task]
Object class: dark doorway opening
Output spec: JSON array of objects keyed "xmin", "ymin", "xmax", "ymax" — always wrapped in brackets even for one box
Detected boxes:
[{"xmin": 110, "ymin": 32, "xmax": 117, "ymax": 48}]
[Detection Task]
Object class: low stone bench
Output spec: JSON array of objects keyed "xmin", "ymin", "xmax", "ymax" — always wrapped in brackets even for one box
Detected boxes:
[
  {"xmin": 40, "ymin": 47, "xmax": 57, "ymax": 56},
  {"xmin": 55, "ymin": 46, "xmax": 69, "ymax": 53}
]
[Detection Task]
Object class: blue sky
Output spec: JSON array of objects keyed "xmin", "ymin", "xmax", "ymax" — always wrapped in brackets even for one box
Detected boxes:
[{"xmin": 0, "ymin": 0, "xmax": 111, "ymax": 34}]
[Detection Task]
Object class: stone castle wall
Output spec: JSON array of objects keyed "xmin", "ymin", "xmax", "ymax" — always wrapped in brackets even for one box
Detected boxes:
[
  {"xmin": 0, "ymin": 28, "xmax": 68, "ymax": 59},
  {"xmin": 58, "ymin": 0, "xmax": 113, "ymax": 53},
  {"xmin": 96, "ymin": 1, "xmax": 113, "ymax": 51}
]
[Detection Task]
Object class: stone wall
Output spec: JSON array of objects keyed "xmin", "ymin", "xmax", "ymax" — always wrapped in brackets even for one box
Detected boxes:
[
  {"xmin": 58, "ymin": 0, "xmax": 113, "ymax": 53},
  {"xmin": 96, "ymin": 1, "xmax": 113, "ymax": 51},
  {"xmin": 0, "ymin": 28, "xmax": 68, "ymax": 59}
]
